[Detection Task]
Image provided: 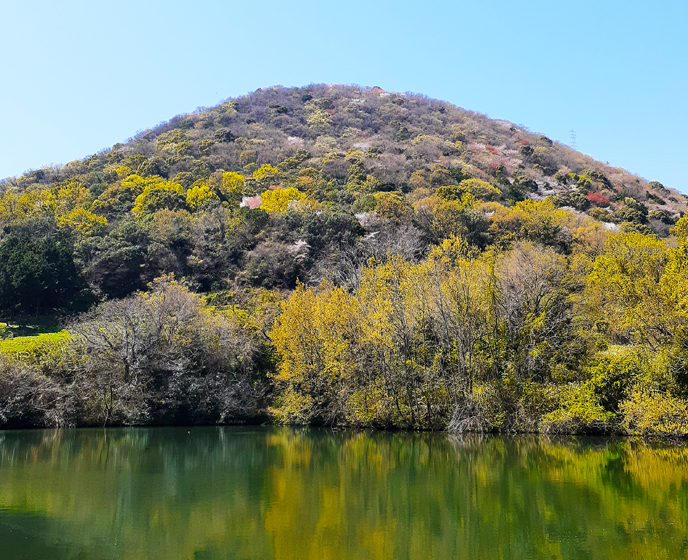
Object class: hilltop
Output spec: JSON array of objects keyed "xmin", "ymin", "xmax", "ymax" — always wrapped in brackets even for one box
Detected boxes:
[{"xmin": 5, "ymin": 84, "xmax": 685, "ymax": 221}]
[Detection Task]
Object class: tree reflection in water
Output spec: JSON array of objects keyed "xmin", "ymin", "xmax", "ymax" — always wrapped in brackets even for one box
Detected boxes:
[{"xmin": 0, "ymin": 428, "xmax": 686, "ymax": 560}]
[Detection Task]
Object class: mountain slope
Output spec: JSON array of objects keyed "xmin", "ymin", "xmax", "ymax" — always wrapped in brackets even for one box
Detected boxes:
[
  {"xmin": 0, "ymin": 84, "xmax": 685, "ymax": 309},
  {"xmin": 4, "ymin": 84, "xmax": 685, "ymax": 215}
]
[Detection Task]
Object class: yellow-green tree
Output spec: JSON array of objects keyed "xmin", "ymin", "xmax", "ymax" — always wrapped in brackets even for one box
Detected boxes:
[
  {"xmin": 374, "ymin": 192, "xmax": 413, "ymax": 224},
  {"xmin": 131, "ymin": 180, "xmax": 186, "ymax": 216},
  {"xmin": 269, "ymin": 283, "xmax": 359, "ymax": 424},
  {"xmin": 252, "ymin": 164, "xmax": 280, "ymax": 189},
  {"xmin": 92, "ymin": 174, "xmax": 164, "ymax": 215},
  {"xmin": 437, "ymin": 179, "xmax": 500, "ymax": 202},
  {"xmin": 220, "ymin": 171, "xmax": 246, "ymax": 204},
  {"xmin": 585, "ymin": 232, "xmax": 675, "ymax": 347},
  {"xmin": 186, "ymin": 184, "xmax": 219, "ymax": 210},
  {"xmin": 57, "ymin": 208, "xmax": 107, "ymax": 238},
  {"xmin": 414, "ymin": 193, "xmax": 488, "ymax": 246},
  {"xmin": 55, "ymin": 181, "xmax": 90, "ymax": 215},
  {"xmin": 672, "ymin": 215, "xmax": 688, "ymax": 241},
  {"xmin": 260, "ymin": 187, "xmax": 306, "ymax": 213}
]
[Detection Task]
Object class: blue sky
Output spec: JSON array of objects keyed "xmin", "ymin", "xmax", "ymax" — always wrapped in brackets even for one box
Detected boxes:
[{"xmin": 2, "ymin": 0, "xmax": 687, "ymax": 193}]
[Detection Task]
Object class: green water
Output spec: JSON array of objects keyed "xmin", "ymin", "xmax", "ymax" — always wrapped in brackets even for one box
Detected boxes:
[{"xmin": 0, "ymin": 428, "xmax": 687, "ymax": 560}]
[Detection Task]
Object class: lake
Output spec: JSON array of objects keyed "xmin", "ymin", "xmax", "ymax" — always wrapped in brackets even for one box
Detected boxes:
[{"xmin": 0, "ymin": 427, "xmax": 686, "ymax": 559}]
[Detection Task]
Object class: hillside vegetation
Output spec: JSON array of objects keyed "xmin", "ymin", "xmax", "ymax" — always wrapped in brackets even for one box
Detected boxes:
[{"xmin": 1, "ymin": 84, "xmax": 687, "ymax": 435}]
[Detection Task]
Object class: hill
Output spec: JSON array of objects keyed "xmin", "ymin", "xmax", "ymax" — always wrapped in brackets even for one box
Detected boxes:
[
  {"xmin": 1, "ymin": 84, "xmax": 688, "ymax": 435},
  {"xmin": 0, "ymin": 84, "xmax": 684, "ymax": 308},
  {"xmin": 5, "ymin": 84, "xmax": 686, "ymax": 220}
]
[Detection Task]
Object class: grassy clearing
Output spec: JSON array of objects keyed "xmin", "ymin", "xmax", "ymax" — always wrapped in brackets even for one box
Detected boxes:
[{"xmin": 0, "ymin": 331, "xmax": 71, "ymax": 355}]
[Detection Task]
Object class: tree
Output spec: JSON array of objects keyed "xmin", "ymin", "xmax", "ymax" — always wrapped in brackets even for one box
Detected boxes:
[
  {"xmin": 91, "ymin": 174, "xmax": 155, "ymax": 216},
  {"xmin": 220, "ymin": 172, "xmax": 246, "ymax": 205},
  {"xmin": 414, "ymin": 194, "xmax": 489, "ymax": 248},
  {"xmin": 131, "ymin": 180, "xmax": 186, "ymax": 216},
  {"xmin": 585, "ymin": 232, "xmax": 676, "ymax": 347},
  {"xmin": 0, "ymin": 233, "xmax": 87, "ymax": 315},
  {"xmin": 85, "ymin": 217, "xmax": 149, "ymax": 298},
  {"xmin": 72, "ymin": 276, "xmax": 265, "ymax": 425},
  {"xmin": 436, "ymin": 179, "xmax": 500, "ymax": 202},
  {"xmin": 186, "ymin": 184, "xmax": 219, "ymax": 210},
  {"xmin": 260, "ymin": 187, "xmax": 306, "ymax": 213},
  {"xmin": 374, "ymin": 192, "xmax": 413, "ymax": 224},
  {"xmin": 57, "ymin": 208, "xmax": 107, "ymax": 238},
  {"xmin": 672, "ymin": 215, "xmax": 688, "ymax": 241},
  {"xmin": 492, "ymin": 241, "xmax": 579, "ymax": 382},
  {"xmin": 269, "ymin": 283, "xmax": 359, "ymax": 425}
]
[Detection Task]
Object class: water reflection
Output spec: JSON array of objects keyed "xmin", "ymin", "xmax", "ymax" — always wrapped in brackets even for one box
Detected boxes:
[{"xmin": 0, "ymin": 428, "xmax": 687, "ymax": 560}]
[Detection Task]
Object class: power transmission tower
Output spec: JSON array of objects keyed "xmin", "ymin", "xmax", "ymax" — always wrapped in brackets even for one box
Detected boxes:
[{"xmin": 569, "ymin": 130, "xmax": 577, "ymax": 151}]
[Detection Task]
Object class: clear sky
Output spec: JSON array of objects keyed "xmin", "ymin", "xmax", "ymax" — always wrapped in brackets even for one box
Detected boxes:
[{"xmin": 2, "ymin": 0, "xmax": 687, "ymax": 192}]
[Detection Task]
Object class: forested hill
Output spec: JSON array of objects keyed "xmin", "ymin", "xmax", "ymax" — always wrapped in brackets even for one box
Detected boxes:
[
  {"xmin": 1, "ymin": 84, "xmax": 684, "ymax": 307},
  {"xmin": 5, "ymin": 84, "xmax": 686, "ymax": 221},
  {"xmin": 2, "ymin": 85, "xmax": 688, "ymax": 435}
]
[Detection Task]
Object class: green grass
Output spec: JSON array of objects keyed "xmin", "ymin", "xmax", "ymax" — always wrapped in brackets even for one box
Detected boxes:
[{"xmin": 0, "ymin": 331, "xmax": 71, "ymax": 355}]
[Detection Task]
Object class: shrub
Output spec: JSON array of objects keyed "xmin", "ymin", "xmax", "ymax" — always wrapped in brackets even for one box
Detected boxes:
[
  {"xmin": 615, "ymin": 206, "xmax": 646, "ymax": 224},
  {"xmin": 374, "ymin": 192, "xmax": 414, "ymax": 224},
  {"xmin": 586, "ymin": 191, "xmax": 610, "ymax": 207},
  {"xmin": 459, "ymin": 179, "xmax": 501, "ymax": 201},
  {"xmin": 448, "ymin": 383, "xmax": 505, "ymax": 433},
  {"xmin": 512, "ymin": 176, "xmax": 539, "ymax": 193},
  {"xmin": 540, "ymin": 383, "xmax": 615, "ymax": 434},
  {"xmin": 648, "ymin": 210, "xmax": 676, "ymax": 224},
  {"xmin": 671, "ymin": 215, "xmax": 688, "ymax": 240},
  {"xmin": 449, "ymin": 381, "xmax": 560, "ymax": 434},
  {"xmin": 587, "ymin": 207, "xmax": 614, "ymax": 222},
  {"xmin": 260, "ymin": 187, "xmax": 306, "ymax": 213},
  {"xmin": 620, "ymin": 388, "xmax": 688, "ymax": 438},
  {"xmin": 0, "ymin": 360, "xmax": 62, "ymax": 428},
  {"xmin": 647, "ymin": 193, "xmax": 666, "ymax": 206},
  {"xmin": 131, "ymin": 180, "xmax": 186, "ymax": 215},
  {"xmin": 587, "ymin": 347, "xmax": 643, "ymax": 412},
  {"xmin": 186, "ymin": 184, "xmax": 219, "ymax": 210}
]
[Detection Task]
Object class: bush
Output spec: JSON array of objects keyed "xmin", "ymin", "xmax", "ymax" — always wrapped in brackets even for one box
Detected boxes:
[
  {"xmin": 448, "ymin": 383, "xmax": 505, "ymax": 433},
  {"xmin": 586, "ymin": 191, "xmax": 610, "ymax": 207},
  {"xmin": 374, "ymin": 192, "xmax": 414, "ymax": 224},
  {"xmin": 587, "ymin": 347, "xmax": 642, "ymax": 412},
  {"xmin": 648, "ymin": 210, "xmax": 676, "ymax": 224},
  {"xmin": 448, "ymin": 381, "xmax": 559, "ymax": 434},
  {"xmin": 459, "ymin": 179, "xmax": 501, "ymax": 201},
  {"xmin": 587, "ymin": 207, "xmax": 614, "ymax": 222},
  {"xmin": 620, "ymin": 388, "xmax": 688, "ymax": 438},
  {"xmin": 0, "ymin": 331, "xmax": 72, "ymax": 377},
  {"xmin": 615, "ymin": 206, "xmax": 646, "ymax": 224},
  {"xmin": 540, "ymin": 383, "xmax": 615, "ymax": 434},
  {"xmin": 0, "ymin": 360, "xmax": 63, "ymax": 428}
]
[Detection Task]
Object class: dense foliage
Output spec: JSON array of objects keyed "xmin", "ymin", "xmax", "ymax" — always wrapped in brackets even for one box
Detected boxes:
[{"xmin": 0, "ymin": 85, "xmax": 687, "ymax": 434}]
